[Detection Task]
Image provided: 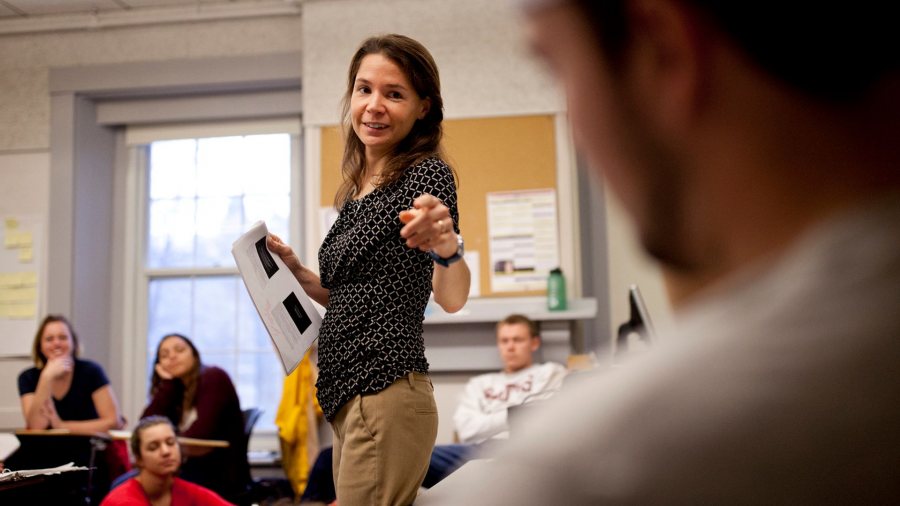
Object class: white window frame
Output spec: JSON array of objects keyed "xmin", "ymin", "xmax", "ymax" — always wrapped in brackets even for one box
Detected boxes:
[
  {"xmin": 46, "ymin": 53, "xmax": 302, "ymax": 452},
  {"xmin": 121, "ymin": 119, "xmax": 303, "ymax": 451}
]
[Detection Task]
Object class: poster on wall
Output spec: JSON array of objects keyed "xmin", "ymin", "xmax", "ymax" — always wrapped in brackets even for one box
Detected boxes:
[
  {"xmin": 487, "ymin": 189, "xmax": 559, "ymax": 293},
  {"xmin": 0, "ymin": 215, "xmax": 43, "ymax": 357}
]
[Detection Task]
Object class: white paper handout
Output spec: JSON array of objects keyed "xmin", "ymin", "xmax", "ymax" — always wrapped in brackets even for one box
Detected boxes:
[
  {"xmin": 0, "ymin": 462, "xmax": 88, "ymax": 482},
  {"xmin": 0, "ymin": 433, "xmax": 19, "ymax": 463},
  {"xmin": 232, "ymin": 221, "xmax": 322, "ymax": 375}
]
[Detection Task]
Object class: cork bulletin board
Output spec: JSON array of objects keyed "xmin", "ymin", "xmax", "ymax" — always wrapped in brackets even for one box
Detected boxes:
[{"xmin": 320, "ymin": 114, "xmax": 559, "ymax": 298}]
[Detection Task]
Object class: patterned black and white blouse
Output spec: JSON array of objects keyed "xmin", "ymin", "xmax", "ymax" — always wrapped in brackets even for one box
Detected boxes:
[{"xmin": 316, "ymin": 156, "xmax": 459, "ymax": 421}]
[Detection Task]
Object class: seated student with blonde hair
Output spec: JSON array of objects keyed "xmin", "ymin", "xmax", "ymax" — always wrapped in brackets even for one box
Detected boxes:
[
  {"xmin": 101, "ymin": 415, "xmax": 232, "ymax": 506},
  {"xmin": 18, "ymin": 314, "xmax": 125, "ymax": 433},
  {"xmin": 16, "ymin": 314, "xmax": 131, "ymax": 491}
]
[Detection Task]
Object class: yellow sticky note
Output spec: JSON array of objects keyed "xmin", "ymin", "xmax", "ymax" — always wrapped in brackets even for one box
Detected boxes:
[
  {"xmin": 0, "ymin": 286, "xmax": 36, "ymax": 302},
  {"xmin": 9, "ymin": 302, "xmax": 35, "ymax": 318},
  {"xmin": 3, "ymin": 231, "xmax": 32, "ymax": 248},
  {"xmin": 18, "ymin": 247, "xmax": 33, "ymax": 263},
  {"xmin": 4, "ymin": 218, "xmax": 18, "ymax": 230},
  {"xmin": 16, "ymin": 231, "xmax": 32, "ymax": 248},
  {"xmin": 21, "ymin": 271, "xmax": 37, "ymax": 285}
]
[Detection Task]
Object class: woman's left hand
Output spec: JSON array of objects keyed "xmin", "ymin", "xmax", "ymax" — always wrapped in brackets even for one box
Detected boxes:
[
  {"xmin": 400, "ymin": 193, "xmax": 457, "ymax": 257},
  {"xmin": 41, "ymin": 398, "xmax": 62, "ymax": 429}
]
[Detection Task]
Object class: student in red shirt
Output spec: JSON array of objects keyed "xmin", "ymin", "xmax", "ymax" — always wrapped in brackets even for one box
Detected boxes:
[
  {"xmin": 142, "ymin": 333, "xmax": 250, "ymax": 502},
  {"xmin": 101, "ymin": 415, "xmax": 232, "ymax": 506}
]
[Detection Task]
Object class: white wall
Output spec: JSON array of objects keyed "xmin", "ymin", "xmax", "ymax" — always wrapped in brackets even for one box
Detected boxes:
[
  {"xmin": 301, "ymin": 0, "xmax": 579, "ymax": 443},
  {"xmin": 301, "ymin": 0, "xmax": 563, "ymax": 126},
  {"xmin": 0, "ymin": 13, "xmax": 302, "ymax": 431},
  {"xmin": 0, "ymin": 0, "xmax": 668, "ymax": 445},
  {"xmin": 605, "ymin": 192, "xmax": 673, "ymax": 347},
  {"xmin": 0, "ymin": 151, "xmax": 50, "ymax": 428},
  {"xmin": 0, "ymin": 16, "xmax": 303, "ymax": 152}
]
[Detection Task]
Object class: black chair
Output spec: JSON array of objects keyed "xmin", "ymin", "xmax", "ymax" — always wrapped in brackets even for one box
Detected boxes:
[
  {"xmin": 239, "ymin": 407, "xmax": 263, "ymax": 505},
  {"xmin": 242, "ymin": 407, "xmax": 263, "ymax": 447}
]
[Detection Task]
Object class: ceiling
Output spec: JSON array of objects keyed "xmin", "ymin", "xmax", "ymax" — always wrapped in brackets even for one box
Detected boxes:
[
  {"xmin": 0, "ymin": 1, "xmax": 235, "ymax": 17},
  {"xmin": 0, "ymin": 0, "xmax": 302, "ymax": 34}
]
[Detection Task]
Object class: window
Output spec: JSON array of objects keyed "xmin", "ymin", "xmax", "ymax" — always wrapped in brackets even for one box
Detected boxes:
[{"xmin": 134, "ymin": 126, "xmax": 299, "ymax": 434}]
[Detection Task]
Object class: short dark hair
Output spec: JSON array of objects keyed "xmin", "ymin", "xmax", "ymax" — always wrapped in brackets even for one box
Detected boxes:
[
  {"xmin": 571, "ymin": 0, "xmax": 898, "ymax": 102},
  {"xmin": 131, "ymin": 415, "xmax": 177, "ymax": 460},
  {"xmin": 32, "ymin": 314, "xmax": 79, "ymax": 368},
  {"xmin": 498, "ymin": 314, "xmax": 539, "ymax": 338}
]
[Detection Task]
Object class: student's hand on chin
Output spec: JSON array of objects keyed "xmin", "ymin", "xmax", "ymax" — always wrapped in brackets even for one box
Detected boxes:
[
  {"xmin": 155, "ymin": 363, "xmax": 174, "ymax": 380},
  {"xmin": 44, "ymin": 356, "xmax": 73, "ymax": 379}
]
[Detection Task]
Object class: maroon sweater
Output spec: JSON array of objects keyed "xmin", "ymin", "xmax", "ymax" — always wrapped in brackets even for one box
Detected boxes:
[{"xmin": 142, "ymin": 365, "xmax": 249, "ymax": 502}]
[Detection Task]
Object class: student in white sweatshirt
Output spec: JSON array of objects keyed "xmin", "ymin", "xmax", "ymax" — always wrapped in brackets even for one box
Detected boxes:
[
  {"xmin": 299, "ymin": 314, "xmax": 567, "ymax": 504},
  {"xmin": 453, "ymin": 313, "xmax": 568, "ymax": 445}
]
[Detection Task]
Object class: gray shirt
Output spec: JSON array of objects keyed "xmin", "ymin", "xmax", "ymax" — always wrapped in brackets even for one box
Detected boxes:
[{"xmin": 436, "ymin": 194, "xmax": 900, "ymax": 504}]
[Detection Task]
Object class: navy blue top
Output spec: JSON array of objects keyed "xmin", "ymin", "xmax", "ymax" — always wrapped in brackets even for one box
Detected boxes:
[{"xmin": 17, "ymin": 358, "xmax": 109, "ymax": 425}]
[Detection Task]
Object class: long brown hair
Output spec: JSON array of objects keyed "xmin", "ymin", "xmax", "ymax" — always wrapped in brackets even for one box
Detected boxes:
[
  {"xmin": 335, "ymin": 33, "xmax": 452, "ymax": 208},
  {"xmin": 150, "ymin": 333, "xmax": 202, "ymax": 425},
  {"xmin": 32, "ymin": 314, "xmax": 80, "ymax": 368}
]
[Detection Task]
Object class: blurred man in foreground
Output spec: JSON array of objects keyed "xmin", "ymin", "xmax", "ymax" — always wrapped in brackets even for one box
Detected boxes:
[{"xmin": 436, "ymin": 0, "xmax": 900, "ymax": 503}]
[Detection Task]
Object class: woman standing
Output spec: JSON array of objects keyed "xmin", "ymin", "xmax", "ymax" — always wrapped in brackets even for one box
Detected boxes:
[
  {"xmin": 141, "ymin": 333, "xmax": 249, "ymax": 504},
  {"xmin": 268, "ymin": 34, "xmax": 470, "ymax": 505},
  {"xmin": 101, "ymin": 416, "xmax": 232, "ymax": 506}
]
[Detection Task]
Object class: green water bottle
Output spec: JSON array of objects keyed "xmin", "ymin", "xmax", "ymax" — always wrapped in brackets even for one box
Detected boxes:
[{"xmin": 547, "ymin": 267, "xmax": 567, "ymax": 311}]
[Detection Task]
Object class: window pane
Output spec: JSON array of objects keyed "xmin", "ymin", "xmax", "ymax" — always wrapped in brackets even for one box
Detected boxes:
[
  {"xmin": 196, "ymin": 136, "xmax": 245, "ymax": 198},
  {"xmin": 240, "ymin": 135, "xmax": 292, "ymax": 195},
  {"xmin": 147, "ymin": 198, "xmax": 196, "ymax": 269},
  {"xmin": 195, "ymin": 196, "xmax": 244, "ymax": 267},
  {"xmin": 143, "ymin": 130, "xmax": 295, "ymax": 437},
  {"xmin": 238, "ymin": 287, "xmax": 273, "ymax": 351},
  {"xmin": 149, "ymin": 139, "xmax": 197, "ymax": 199},
  {"xmin": 192, "ymin": 276, "xmax": 238, "ymax": 354},
  {"xmin": 147, "ymin": 277, "xmax": 193, "ymax": 373},
  {"xmin": 236, "ymin": 351, "xmax": 282, "ymax": 432},
  {"xmin": 244, "ymin": 195, "xmax": 290, "ymax": 240},
  {"xmin": 203, "ymin": 352, "xmax": 236, "ymax": 380}
]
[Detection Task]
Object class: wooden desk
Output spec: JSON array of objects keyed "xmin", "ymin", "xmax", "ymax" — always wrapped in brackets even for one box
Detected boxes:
[
  {"xmin": 0, "ymin": 467, "xmax": 89, "ymax": 505},
  {"xmin": 6, "ymin": 430, "xmax": 115, "ymax": 505},
  {"xmin": 108, "ymin": 430, "xmax": 229, "ymax": 448},
  {"xmin": 15, "ymin": 429, "xmax": 229, "ymax": 448}
]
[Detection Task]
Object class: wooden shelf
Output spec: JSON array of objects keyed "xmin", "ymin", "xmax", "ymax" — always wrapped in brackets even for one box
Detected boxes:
[{"xmin": 424, "ymin": 296, "xmax": 597, "ymax": 324}]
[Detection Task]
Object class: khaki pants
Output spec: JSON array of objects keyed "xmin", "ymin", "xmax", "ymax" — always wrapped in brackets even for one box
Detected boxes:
[{"xmin": 331, "ymin": 372, "xmax": 438, "ymax": 506}]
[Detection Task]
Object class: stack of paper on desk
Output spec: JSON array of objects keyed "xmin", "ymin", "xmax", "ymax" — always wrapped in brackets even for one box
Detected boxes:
[
  {"xmin": 232, "ymin": 221, "xmax": 322, "ymax": 375},
  {"xmin": 0, "ymin": 462, "xmax": 88, "ymax": 482}
]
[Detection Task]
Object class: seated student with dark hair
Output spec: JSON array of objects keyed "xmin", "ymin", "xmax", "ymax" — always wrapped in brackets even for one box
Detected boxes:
[
  {"xmin": 141, "ymin": 333, "xmax": 250, "ymax": 503},
  {"xmin": 299, "ymin": 314, "xmax": 567, "ymax": 504},
  {"xmin": 101, "ymin": 416, "xmax": 232, "ymax": 506}
]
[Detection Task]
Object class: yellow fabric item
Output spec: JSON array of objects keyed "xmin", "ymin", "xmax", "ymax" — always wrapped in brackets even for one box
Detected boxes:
[{"xmin": 275, "ymin": 351, "xmax": 322, "ymax": 497}]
